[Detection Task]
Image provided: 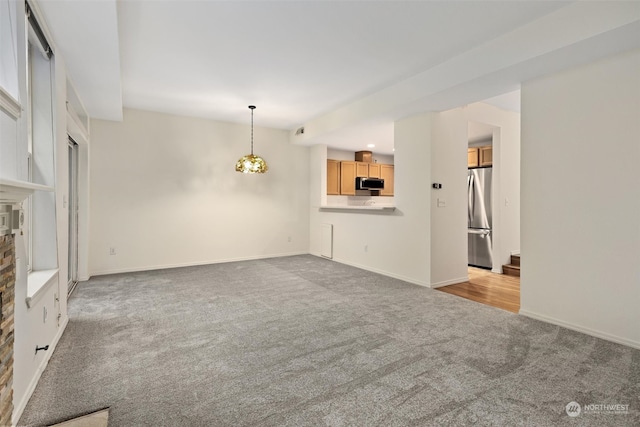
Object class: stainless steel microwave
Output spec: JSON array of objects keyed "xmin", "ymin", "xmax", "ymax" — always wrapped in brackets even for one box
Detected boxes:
[{"xmin": 356, "ymin": 177, "xmax": 384, "ymax": 190}]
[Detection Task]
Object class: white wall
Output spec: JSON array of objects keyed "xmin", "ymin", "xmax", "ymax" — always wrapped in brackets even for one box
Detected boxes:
[
  {"xmin": 309, "ymin": 113, "xmax": 432, "ymax": 286},
  {"xmin": 327, "ymin": 148, "xmax": 394, "ymax": 165},
  {"xmin": 521, "ymin": 48, "xmax": 640, "ymax": 348},
  {"xmin": 89, "ymin": 109, "xmax": 310, "ymax": 275}
]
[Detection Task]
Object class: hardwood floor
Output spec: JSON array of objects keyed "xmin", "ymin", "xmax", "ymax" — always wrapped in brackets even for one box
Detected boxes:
[{"xmin": 436, "ymin": 267, "xmax": 520, "ymax": 313}]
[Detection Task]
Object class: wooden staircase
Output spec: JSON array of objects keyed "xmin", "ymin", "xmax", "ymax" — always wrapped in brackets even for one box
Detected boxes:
[{"xmin": 502, "ymin": 254, "xmax": 520, "ymax": 277}]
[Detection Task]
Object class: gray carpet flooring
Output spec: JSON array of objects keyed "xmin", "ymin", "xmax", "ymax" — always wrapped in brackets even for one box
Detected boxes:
[{"xmin": 19, "ymin": 255, "xmax": 639, "ymax": 426}]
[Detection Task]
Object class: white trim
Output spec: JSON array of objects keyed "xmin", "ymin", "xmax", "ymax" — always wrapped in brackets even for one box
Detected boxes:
[
  {"xmin": 0, "ymin": 178, "xmax": 54, "ymax": 204},
  {"xmin": 66, "ymin": 103, "xmax": 88, "ymax": 143},
  {"xmin": 0, "ymin": 211, "xmax": 9, "ymax": 234},
  {"xmin": 90, "ymin": 251, "xmax": 309, "ymax": 277},
  {"xmin": 430, "ymin": 276, "xmax": 468, "ymax": 289},
  {"xmin": 26, "ymin": 268, "xmax": 58, "ymax": 308},
  {"xmin": 519, "ymin": 309, "xmax": 640, "ymax": 350},
  {"xmin": 510, "ymin": 250, "xmax": 520, "ymax": 256},
  {"xmin": 491, "ymin": 267, "xmax": 503, "ymax": 274},
  {"xmin": 318, "ymin": 205, "xmax": 396, "ymax": 212},
  {"xmin": 0, "ymin": 86, "xmax": 21, "ymax": 119},
  {"xmin": 12, "ymin": 315, "xmax": 69, "ymax": 426},
  {"xmin": 318, "ymin": 254, "xmax": 430, "ymax": 288}
]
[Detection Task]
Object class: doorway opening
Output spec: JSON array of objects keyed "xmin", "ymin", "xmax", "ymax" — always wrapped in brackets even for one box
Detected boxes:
[
  {"xmin": 436, "ymin": 102, "xmax": 521, "ymax": 312},
  {"xmin": 67, "ymin": 137, "xmax": 79, "ymax": 296},
  {"xmin": 467, "ymin": 121, "xmax": 496, "ymax": 271}
]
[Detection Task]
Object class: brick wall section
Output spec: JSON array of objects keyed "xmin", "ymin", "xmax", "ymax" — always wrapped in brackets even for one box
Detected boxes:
[{"xmin": 0, "ymin": 235, "xmax": 15, "ymax": 426}]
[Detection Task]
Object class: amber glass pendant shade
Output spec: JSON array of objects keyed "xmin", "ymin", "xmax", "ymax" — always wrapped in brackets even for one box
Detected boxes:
[
  {"xmin": 236, "ymin": 105, "xmax": 268, "ymax": 174},
  {"xmin": 235, "ymin": 154, "xmax": 268, "ymax": 174}
]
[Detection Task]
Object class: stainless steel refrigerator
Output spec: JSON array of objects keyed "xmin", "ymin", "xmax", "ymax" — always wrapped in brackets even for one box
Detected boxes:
[{"xmin": 468, "ymin": 168, "xmax": 493, "ymax": 269}]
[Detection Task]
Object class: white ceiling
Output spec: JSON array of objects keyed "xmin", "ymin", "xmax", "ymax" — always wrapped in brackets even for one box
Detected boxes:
[
  {"xmin": 37, "ymin": 0, "xmax": 122, "ymax": 121},
  {"xmin": 116, "ymin": 0, "xmax": 566, "ymax": 129},
  {"xmin": 36, "ymin": 1, "xmax": 640, "ymax": 155},
  {"xmin": 482, "ymin": 90, "xmax": 521, "ymax": 113}
]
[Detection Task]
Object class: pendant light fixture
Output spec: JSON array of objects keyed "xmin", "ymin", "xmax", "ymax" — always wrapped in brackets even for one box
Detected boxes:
[{"xmin": 235, "ymin": 105, "xmax": 268, "ymax": 174}]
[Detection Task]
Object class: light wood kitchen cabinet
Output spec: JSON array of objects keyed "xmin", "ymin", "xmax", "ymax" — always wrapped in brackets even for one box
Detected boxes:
[
  {"xmin": 356, "ymin": 162, "xmax": 369, "ymax": 178},
  {"xmin": 479, "ymin": 146, "xmax": 492, "ymax": 166},
  {"xmin": 326, "ymin": 158, "xmax": 393, "ymax": 195},
  {"xmin": 340, "ymin": 161, "xmax": 356, "ymax": 195},
  {"xmin": 468, "ymin": 146, "xmax": 492, "ymax": 168},
  {"xmin": 468, "ymin": 148, "xmax": 479, "ymax": 168},
  {"xmin": 326, "ymin": 159, "xmax": 340, "ymax": 195},
  {"xmin": 380, "ymin": 164, "xmax": 394, "ymax": 196},
  {"xmin": 368, "ymin": 163, "xmax": 381, "ymax": 178}
]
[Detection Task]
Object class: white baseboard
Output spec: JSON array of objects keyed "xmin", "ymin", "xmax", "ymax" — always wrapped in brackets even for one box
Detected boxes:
[
  {"xmin": 430, "ymin": 276, "xmax": 468, "ymax": 289},
  {"xmin": 13, "ymin": 315, "xmax": 70, "ymax": 425},
  {"xmin": 519, "ymin": 309, "xmax": 640, "ymax": 350},
  {"xmin": 316, "ymin": 255, "xmax": 430, "ymax": 288},
  {"xmin": 90, "ymin": 251, "xmax": 309, "ymax": 277}
]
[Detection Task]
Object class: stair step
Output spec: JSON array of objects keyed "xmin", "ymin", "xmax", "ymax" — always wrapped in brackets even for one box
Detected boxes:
[
  {"xmin": 503, "ymin": 264, "xmax": 520, "ymax": 277},
  {"xmin": 510, "ymin": 254, "xmax": 520, "ymax": 266}
]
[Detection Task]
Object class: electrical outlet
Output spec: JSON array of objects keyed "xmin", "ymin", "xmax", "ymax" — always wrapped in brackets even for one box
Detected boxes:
[
  {"xmin": 364, "ymin": 245, "xmax": 368, "ymax": 253},
  {"xmin": 287, "ymin": 236, "xmax": 292, "ymax": 242},
  {"xmin": 109, "ymin": 247, "xmax": 116, "ymax": 255}
]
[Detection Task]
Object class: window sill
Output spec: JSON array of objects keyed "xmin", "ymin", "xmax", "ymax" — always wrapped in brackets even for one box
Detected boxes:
[
  {"xmin": 26, "ymin": 269, "xmax": 58, "ymax": 308},
  {"xmin": 318, "ymin": 205, "xmax": 396, "ymax": 212},
  {"xmin": 0, "ymin": 178, "xmax": 54, "ymax": 205}
]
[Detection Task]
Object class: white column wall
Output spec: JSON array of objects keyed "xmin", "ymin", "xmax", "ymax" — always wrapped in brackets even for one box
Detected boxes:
[
  {"xmin": 309, "ymin": 113, "xmax": 432, "ymax": 286},
  {"xmin": 520, "ymin": 48, "xmax": 640, "ymax": 348},
  {"xmin": 429, "ymin": 108, "xmax": 468, "ymax": 287}
]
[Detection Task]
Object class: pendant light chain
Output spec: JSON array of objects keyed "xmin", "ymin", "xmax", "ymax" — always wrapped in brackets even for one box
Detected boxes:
[{"xmin": 250, "ymin": 107, "xmax": 254, "ymax": 155}]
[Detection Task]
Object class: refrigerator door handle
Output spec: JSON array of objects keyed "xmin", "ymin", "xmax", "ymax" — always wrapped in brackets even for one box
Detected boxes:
[
  {"xmin": 468, "ymin": 173, "xmax": 475, "ymax": 224},
  {"xmin": 468, "ymin": 229, "xmax": 491, "ymax": 235}
]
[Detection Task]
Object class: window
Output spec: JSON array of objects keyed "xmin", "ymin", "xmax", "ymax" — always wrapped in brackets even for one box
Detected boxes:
[
  {"xmin": 0, "ymin": 0, "xmax": 20, "ymax": 102},
  {"xmin": 23, "ymin": 3, "xmax": 58, "ymax": 294},
  {"xmin": 0, "ymin": 0, "xmax": 22, "ymax": 180}
]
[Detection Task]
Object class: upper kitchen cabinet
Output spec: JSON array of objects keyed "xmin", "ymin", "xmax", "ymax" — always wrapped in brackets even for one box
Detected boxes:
[
  {"xmin": 380, "ymin": 165, "xmax": 394, "ymax": 196},
  {"xmin": 468, "ymin": 148, "xmax": 479, "ymax": 168},
  {"xmin": 468, "ymin": 146, "xmax": 492, "ymax": 168},
  {"xmin": 339, "ymin": 161, "xmax": 356, "ymax": 195},
  {"xmin": 368, "ymin": 163, "xmax": 381, "ymax": 178},
  {"xmin": 479, "ymin": 146, "xmax": 492, "ymax": 167},
  {"xmin": 356, "ymin": 162, "xmax": 369, "ymax": 178},
  {"xmin": 327, "ymin": 159, "xmax": 340, "ymax": 195}
]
